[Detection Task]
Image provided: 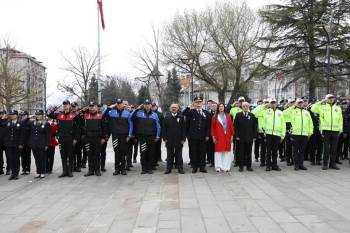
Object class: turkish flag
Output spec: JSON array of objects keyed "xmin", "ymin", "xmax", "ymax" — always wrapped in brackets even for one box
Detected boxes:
[{"xmin": 97, "ymin": 0, "xmax": 105, "ymax": 30}]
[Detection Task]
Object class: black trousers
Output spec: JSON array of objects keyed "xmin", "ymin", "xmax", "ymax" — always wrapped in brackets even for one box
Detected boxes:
[
  {"xmin": 32, "ymin": 147, "xmax": 46, "ymax": 174},
  {"xmin": 126, "ymin": 139, "xmax": 133, "ymax": 167},
  {"xmin": 112, "ymin": 135, "xmax": 128, "ymax": 172},
  {"xmin": 73, "ymin": 140, "xmax": 83, "ymax": 170},
  {"xmin": 59, "ymin": 138, "xmax": 74, "ymax": 175},
  {"xmin": 85, "ymin": 138, "xmax": 101, "ymax": 172},
  {"xmin": 284, "ymin": 133, "xmax": 293, "ymax": 162},
  {"xmin": 206, "ymin": 138, "xmax": 215, "ymax": 165},
  {"xmin": 20, "ymin": 145, "xmax": 31, "ymax": 172},
  {"xmin": 233, "ymin": 139, "xmax": 240, "ymax": 164},
  {"xmin": 0, "ymin": 143, "xmax": 9, "ymax": 172},
  {"xmin": 309, "ymin": 132, "xmax": 323, "ymax": 162},
  {"xmin": 139, "ymin": 136, "xmax": 155, "ymax": 172},
  {"xmin": 100, "ymin": 140, "xmax": 107, "ymax": 170},
  {"xmin": 254, "ymin": 133, "xmax": 266, "ymax": 163},
  {"xmin": 323, "ymin": 131, "xmax": 339, "ymax": 167},
  {"xmin": 166, "ymin": 144, "xmax": 183, "ymax": 170},
  {"xmin": 266, "ymin": 135, "xmax": 281, "ymax": 168},
  {"xmin": 291, "ymin": 135, "xmax": 308, "ymax": 168},
  {"xmin": 189, "ymin": 138, "xmax": 206, "ymax": 169},
  {"xmin": 82, "ymin": 144, "xmax": 88, "ymax": 166},
  {"xmin": 337, "ymin": 132, "xmax": 349, "ymax": 161},
  {"xmin": 132, "ymin": 138, "xmax": 138, "ymax": 162},
  {"xmin": 154, "ymin": 140, "xmax": 162, "ymax": 164},
  {"xmin": 46, "ymin": 146, "xmax": 55, "ymax": 173},
  {"xmin": 5, "ymin": 146, "xmax": 20, "ymax": 175},
  {"xmin": 237, "ymin": 141, "xmax": 253, "ymax": 169}
]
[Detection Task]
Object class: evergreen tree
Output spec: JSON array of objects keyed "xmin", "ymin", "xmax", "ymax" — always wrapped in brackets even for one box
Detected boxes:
[
  {"xmin": 137, "ymin": 86, "xmax": 151, "ymax": 105},
  {"xmin": 162, "ymin": 68, "xmax": 182, "ymax": 112},
  {"xmin": 260, "ymin": 0, "xmax": 350, "ymax": 98}
]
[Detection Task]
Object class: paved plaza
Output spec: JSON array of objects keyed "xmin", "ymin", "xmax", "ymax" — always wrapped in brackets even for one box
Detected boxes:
[{"xmin": 1, "ymin": 143, "xmax": 350, "ymax": 233}]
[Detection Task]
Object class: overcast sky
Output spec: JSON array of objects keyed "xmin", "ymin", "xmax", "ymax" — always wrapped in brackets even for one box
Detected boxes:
[{"xmin": 1, "ymin": 0, "xmax": 277, "ymax": 105}]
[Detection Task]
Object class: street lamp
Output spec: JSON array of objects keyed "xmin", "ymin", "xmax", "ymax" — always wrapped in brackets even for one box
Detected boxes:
[{"xmin": 323, "ymin": 10, "xmax": 334, "ymax": 94}]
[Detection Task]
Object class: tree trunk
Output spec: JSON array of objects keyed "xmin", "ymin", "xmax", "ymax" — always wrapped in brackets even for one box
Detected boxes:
[{"xmin": 218, "ymin": 90, "xmax": 226, "ymax": 103}]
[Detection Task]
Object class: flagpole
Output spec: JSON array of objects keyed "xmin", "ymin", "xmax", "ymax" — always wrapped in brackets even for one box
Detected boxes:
[{"xmin": 97, "ymin": 2, "xmax": 102, "ymax": 105}]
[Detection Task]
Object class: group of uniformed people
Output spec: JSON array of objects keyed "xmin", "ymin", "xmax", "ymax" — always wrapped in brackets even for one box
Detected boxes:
[{"xmin": 0, "ymin": 92, "xmax": 348, "ymax": 181}]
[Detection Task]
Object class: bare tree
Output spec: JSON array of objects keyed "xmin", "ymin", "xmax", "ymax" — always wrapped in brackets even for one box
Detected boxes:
[
  {"xmin": 58, "ymin": 47, "xmax": 98, "ymax": 105},
  {"xmin": 163, "ymin": 2, "xmax": 270, "ymax": 103},
  {"xmin": 0, "ymin": 39, "xmax": 37, "ymax": 111},
  {"xmin": 132, "ymin": 26, "xmax": 165, "ymax": 105}
]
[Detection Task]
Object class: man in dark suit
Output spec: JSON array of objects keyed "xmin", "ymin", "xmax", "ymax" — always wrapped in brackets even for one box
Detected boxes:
[
  {"xmin": 234, "ymin": 102, "xmax": 257, "ymax": 172},
  {"xmin": 183, "ymin": 96, "xmax": 211, "ymax": 173},
  {"xmin": 163, "ymin": 103, "xmax": 186, "ymax": 174}
]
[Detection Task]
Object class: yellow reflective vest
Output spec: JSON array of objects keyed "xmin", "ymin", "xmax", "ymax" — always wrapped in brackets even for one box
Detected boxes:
[
  {"xmin": 262, "ymin": 108, "xmax": 286, "ymax": 138},
  {"xmin": 311, "ymin": 101, "xmax": 343, "ymax": 133},
  {"xmin": 283, "ymin": 106, "xmax": 314, "ymax": 136}
]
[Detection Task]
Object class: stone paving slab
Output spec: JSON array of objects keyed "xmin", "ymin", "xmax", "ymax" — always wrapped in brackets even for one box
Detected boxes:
[{"xmin": 1, "ymin": 142, "xmax": 350, "ymax": 232}]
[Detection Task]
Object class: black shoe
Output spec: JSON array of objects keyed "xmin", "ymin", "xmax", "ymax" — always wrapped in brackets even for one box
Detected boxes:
[
  {"xmin": 247, "ymin": 167, "xmax": 254, "ymax": 172},
  {"xmin": 200, "ymin": 168, "xmax": 208, "ymax": 173},
  {"xmin": 336, "ymin": 161, "xmax": 342, "ymax": 165},
  {"xmin": 286, "ymin": 162, "xmax": 293, "ymax": 166},
  {"xmin": 299, "ymin": 166, "xmax": 307, "ymax": 170},
  {"xmin": 12, "ymin": 175, "xmax": 19, "ymax": 180},
  {"xmin": 280, "ymin": 158, "xmax": 286, "ymax": 162},
  {"xmin": 0, "ymin": 170, "xmax": 4, "ymax": 175},
  {"xmin": 121, "ymin": 170, "xmax": 127, "ymax": 175},
  {"xmin": 133, "ymin": 159, "xmax": 137, "ymax": 163},
  {"xmin": 255, "ymin": 158, "xmax": 259, "ymax": 162},
  {"xmin": 6, "ymin": 171, "xmax": 10, "ymax": 175},
  {"xmin": 272, "ymin": 166, "xmax": 281, "ymax": 171},
  {"xmin": 34, "ymin": 174, "xmax": 41, "ymax": 179},
  {"xmin": 129, "ymin": 164, "xmax": 134, "ymax": 168},
  {"xmin": 266, "ymin": 167, "xmax": 271, "ymax": 171},
  {"xmin": 84, "ymin": 172, "xmax": 94, "ymax": 177},
  {"xmin": 95, "ymin": 171, "xmax": 101, "ymax": 176},
  {"xmin": 178, "ymin": 170, "xmax": 185, "ymax": 174},
  {"xmin": 294, "ymin": 167, "xmax": 299, "ymax": 171},
  {"xmin": 81, "ymin": 164, "xmax": 86, "ymax": 168},
  {"xmin": 239, "ymin": 168, "xmax": 243, "ymax": 172},
  {"xmin": 101, "ymin": 168, "xmax": 106, "ymax": 172},
  {"xmin": 192, "ymin": 168, "xmax": 198, "ymax": 173},
  {"xmin": 126, "ymin": 167, "xmax": 131, "ymax": 171},
  {"xmin": 67, "ymin": 172, "xmax": 73, "ymax": 177},
  {"xmin": 141, "ymin": 171, "xmax": 147, "ymax": 175},
  {"xmin": 148, "ymin": 170, "xmax": 153, "ymax": 174},
  {"xmin": 209, "ymin": 164, "xmax": 214, "ymax": 168},
  {"xmin": 58, "ymin": 173, "xmax": 67, "ymax": 178},
  {"xmin": 165, "ymin": 169, "xmax": 171, "ymax": 174},
  {"xmin": 329, "ymin": 165, "xmax": 340, "ymax": 170},
  {"xmin": 113, "ymin": 171, "xmax": 120, "ymax": 176},
  {"xmin": 75, "ymin": 168, "xmax": 82, "ymax": 172},
  {"xmin": 322, "ymin": 166, "xmax": 328, "ymax": 170},
  {"xmin": 260, "ymin": 163, "xmax": 265, "ymax": 167}
]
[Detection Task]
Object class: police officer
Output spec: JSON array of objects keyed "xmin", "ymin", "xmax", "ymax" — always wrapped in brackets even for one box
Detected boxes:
[
  {"xmin": 47, "ymin": 100, "xmax": 79, "ymax": 178},
  {"xmin": 71, "ymin": 102, "xmax": 83, "ymax": 172},
  {"xmin": 229, "ymin": 97, "xmax": 245, "ymax": 120},
  {"xmin": 123, "ymin": 100, "xmax": 134, "ymax": 170},
  {"xmin": 2, "ymin": 110, "xmax": 24, "ymax": 180},
  {"xmin": 183, "ymin": 96, "xmax": 211, "ymax": 173},
  {"xmin": 82, "ymin": 102, "xmax": 107, "ymax": 177},
  {"xmin": 262, "ymin": 99, "xmax": 286, "ymax": 171},
  {"xmin": 152, "ymin": 102, "xmax": 163, "ymax": 168},
  {"xmin": 28, "ymin": 110, "xmax": 50, "ymax": 178},
  {"xmin": 252, "ymin": 99, "xmax": 269, "ymax": 166},
  {"xmin": 163, "ymin": 103, "xmax": 186, "ymax": 174},
  {"xmin": 282, "ymin": 99, "xmax": 295, "ymax": 166},
  {"xmin": 105, "ymin": 98, "xmax": 133, "ymax": 176},
  {"xmin": 19, "ymin": 111, "xmax": 31, "ymax": 175},
  {"xmin": 284, "ymin": 99, "xmax": 313, "ymax": 171},
  {"xmin": 131, "ymin": 99, "xmax": 161, "ymax": 174},
  {"xmin": 311, "ymin": 94, "xmax": 343, "ymax": 170},
  {"xmin": 336, "ymin": 101, "xmax": 350, "ymax": 163},
  {"xmin": 307, "ymin": 102, "xmax": 323, "ymax": 166},
  {"xmin": 0, "ymin": 110, "xmax": 8, "ymax": 175}
]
